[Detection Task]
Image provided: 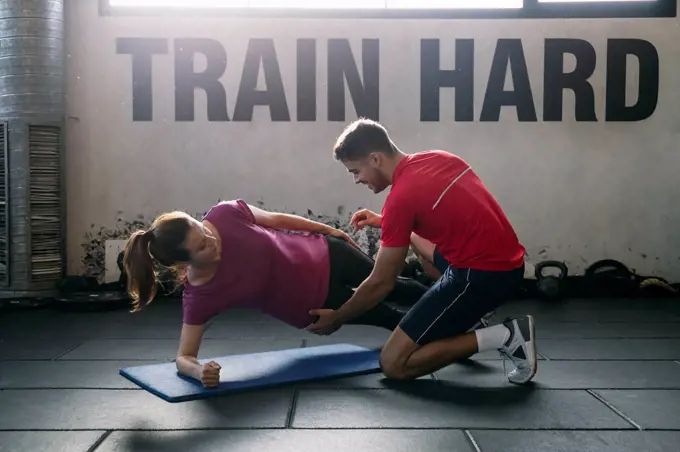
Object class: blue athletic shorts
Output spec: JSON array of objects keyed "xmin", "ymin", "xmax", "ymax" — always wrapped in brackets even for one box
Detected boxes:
[{"xmin": 398, "ymin": 247, "xmax": 525, "ymax": 346}]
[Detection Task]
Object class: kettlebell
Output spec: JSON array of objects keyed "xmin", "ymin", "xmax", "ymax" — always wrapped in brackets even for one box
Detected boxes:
[
  {"xmin": 535, "ymin": 260, "xmax": 568, "ymax": 300},
  {"xmin": 584, "ymin": 259, "xmax": 637, "ymax": 298}
]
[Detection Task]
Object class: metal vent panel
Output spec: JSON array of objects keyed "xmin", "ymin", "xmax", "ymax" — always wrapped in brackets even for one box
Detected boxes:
[
  {"xmin": 28, "ymin": 124, "xmax": 61, "ymax": 282},
  {"xmin": 0, "ymin": 122, "xmax": 8, "ymax": 286}
]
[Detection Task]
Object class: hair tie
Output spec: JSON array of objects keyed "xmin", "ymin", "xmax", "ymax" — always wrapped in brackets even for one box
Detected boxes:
[{"xmin": 144, "ymin": 229, "xmax": 155, "ymax": 241}]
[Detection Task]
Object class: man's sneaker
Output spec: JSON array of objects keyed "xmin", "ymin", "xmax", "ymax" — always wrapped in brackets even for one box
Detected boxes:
[{"xmin": 498, "ymin": 315, "xmax": 537, "ymax": 384}]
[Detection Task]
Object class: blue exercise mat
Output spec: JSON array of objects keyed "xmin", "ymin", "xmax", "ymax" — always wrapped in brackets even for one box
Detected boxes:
[{"xmin": 119, "ymin": 343, "xmax": 382, "ymax": 402}]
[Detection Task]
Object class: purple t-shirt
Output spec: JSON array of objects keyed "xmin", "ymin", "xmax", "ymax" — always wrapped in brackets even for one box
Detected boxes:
[{"xmin": 181, "ymin": 200, "xmax": 331, "ymax": 328}]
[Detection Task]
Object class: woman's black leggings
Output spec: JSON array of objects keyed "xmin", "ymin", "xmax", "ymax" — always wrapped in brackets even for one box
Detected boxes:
[{"xmin": 321, "ymin": 235, "xmax": 429, "ymax": 330}]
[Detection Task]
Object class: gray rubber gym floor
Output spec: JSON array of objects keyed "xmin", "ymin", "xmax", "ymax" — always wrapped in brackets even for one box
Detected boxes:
[{"xmin": 1, "ymin": 297, "xmax": 680, "ymax": 452}]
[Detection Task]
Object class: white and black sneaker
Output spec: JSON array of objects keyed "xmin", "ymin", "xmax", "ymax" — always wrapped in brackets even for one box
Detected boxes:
[{"xmin": 498, "ymin": 315, "xmax": 537, "ymax": 384}]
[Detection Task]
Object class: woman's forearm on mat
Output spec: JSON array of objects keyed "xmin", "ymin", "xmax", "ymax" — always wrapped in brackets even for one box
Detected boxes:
[{"xmin": 175, "ymin": 355, "xmax": 202, "ymax": 381}]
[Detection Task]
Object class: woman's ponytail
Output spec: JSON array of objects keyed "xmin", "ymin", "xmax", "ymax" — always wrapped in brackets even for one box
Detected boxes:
[{"xmin": 123, "ymin": 230, "xmax": 157, "ymax": 311}]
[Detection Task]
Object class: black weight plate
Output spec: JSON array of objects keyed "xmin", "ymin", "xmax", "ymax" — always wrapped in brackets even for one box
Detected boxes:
[{"xmin": 52, "ymin": 291, "xmax": 130, "ymax": 312}]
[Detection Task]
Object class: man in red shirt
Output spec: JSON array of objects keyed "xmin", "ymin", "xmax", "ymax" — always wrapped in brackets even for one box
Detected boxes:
[{"xmin": 307, "ymin": 118, "xmax": 537, "ymax": 385}]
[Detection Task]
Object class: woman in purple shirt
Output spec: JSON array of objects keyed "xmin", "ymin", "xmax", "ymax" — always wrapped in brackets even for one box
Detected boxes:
[{"xmin": 122, "ymin": 199, "xmax": 427, "ymax": 388}]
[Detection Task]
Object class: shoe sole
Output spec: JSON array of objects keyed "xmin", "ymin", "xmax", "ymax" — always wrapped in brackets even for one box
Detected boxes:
[{"xmin": 512, "ymin": 314, "xmax": 537, "ymax": 385}]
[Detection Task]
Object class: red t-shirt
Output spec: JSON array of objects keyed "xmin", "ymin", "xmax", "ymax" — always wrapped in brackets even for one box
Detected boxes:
[{"xmin": 380, "ymin": 150, "xmax": 525, "ymax": 271}]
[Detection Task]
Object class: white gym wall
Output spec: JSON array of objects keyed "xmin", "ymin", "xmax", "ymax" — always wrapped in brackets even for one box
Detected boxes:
[{"xmin": 64, "ymin": 1, "xmax": 680, "ymax": 283}]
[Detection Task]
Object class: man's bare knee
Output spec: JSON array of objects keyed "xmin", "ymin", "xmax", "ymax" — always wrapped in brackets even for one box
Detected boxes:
[
  {"xmin": 379, "ymin": 352, "xmax": 411, "ymax": 380},
  {"xmin": 379, "ymin": 328, "xmax": 420, "ymax": 380}
]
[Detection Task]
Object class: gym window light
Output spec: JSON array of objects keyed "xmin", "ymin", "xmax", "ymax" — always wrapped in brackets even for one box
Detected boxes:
[
  {"xmin": 101, "ymin": 0, "xmax": 676, "ymax": 18},
  {"xmin": 538, "ymin": 0, "xmax": 655, "ymax": 2},
  {"xmin": 106, "ymin": 0, "xmax": 523, "ymax": 7}
]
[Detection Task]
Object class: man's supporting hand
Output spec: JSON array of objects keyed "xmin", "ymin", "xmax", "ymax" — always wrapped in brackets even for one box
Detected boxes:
[{"xmin": 351, "ymin": 209, "xmax": 382, "ymax": 230}]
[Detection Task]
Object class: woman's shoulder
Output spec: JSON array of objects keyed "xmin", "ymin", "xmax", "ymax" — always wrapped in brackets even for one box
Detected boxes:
[{"xmin": 204, "ymin": 199, "xmax": 254, "ymax": 224}]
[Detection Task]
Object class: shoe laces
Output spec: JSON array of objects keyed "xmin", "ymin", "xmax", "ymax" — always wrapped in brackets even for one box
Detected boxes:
[
  {"xmin": 498, "ymin": 344, "xmax": 529, "ymax": 375},
  {"xmin": 498, "ymin": 347, "xmax": 513, "ymax": 376}
]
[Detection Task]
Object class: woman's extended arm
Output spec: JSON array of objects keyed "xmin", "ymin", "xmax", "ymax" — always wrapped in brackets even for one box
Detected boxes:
[
  {"xmin": 175, "ymin": 323, "xmax": 221, "ymax": 387},
  {"xmin": 247, "ymin": 204, "xmax": 335, "ymax": 235}
]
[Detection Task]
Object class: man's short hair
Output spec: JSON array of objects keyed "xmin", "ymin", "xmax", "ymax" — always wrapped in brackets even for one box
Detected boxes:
[{"xmin": 333, "ymin": 118, "xmax": 396, "ymax": 161}]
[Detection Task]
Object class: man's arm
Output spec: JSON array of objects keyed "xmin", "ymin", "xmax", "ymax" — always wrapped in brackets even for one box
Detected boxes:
[
  {"xmin": 333, "ymin": 195, "xmax": 414, "ymax": 324},
  {"xmin": 334, "ymin": 245, "xmax": 410, "ymax": 324},
  {"xmin": 247, "ymin": 204, "xmax": 334, "ymax": 235}
]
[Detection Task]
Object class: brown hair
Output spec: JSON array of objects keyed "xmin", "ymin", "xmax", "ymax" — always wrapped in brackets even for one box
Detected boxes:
[
  {"xmin": 333, "ymin": 118, "xmax": 397, "ymax": 162},
  {"xmin": 122, "ymin": 211, "xmax": 193, "ymax": 311}
]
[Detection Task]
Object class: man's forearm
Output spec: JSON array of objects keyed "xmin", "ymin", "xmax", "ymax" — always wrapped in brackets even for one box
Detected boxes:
[{"xmin": 335, "ymin": 277, "xmax": 395, "ymax": 323}]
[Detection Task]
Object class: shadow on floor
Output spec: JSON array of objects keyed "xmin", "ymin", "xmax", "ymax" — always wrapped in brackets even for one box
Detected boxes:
[{"xmin": 379, "ymin": 376, "xmax": 539, "ymax": 407}]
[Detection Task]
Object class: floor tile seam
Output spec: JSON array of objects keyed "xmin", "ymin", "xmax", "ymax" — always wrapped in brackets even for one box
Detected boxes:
[
  {"xmin": 22, "ymin": 360, "xmax": 175, "ymax": 363},
  {"xmin": 538, "ymin": 336, "xmax": 680, "ymax": 339},
  {"xmin": 586, "ymin": 389, "xmax": 643, "ymax": 431},
  {"xmin": 0, "ymin": 387, "xmax": 143, "ymax": 391},
  {"xmin": 82, "ymin": 337, "xmax": 186, "ymax": 340},
  {"xmin": 518, "ymin": 359, "xmax": 680, "ymax": 361},
  {"xmin": 284, "ymin": 426, "xmax": 674, "ymax": 431},
  {"xmin": 42, "ymin": 358, "xmax": 676, "ymax": 362},
  {"xmin": 26, "ymin": 339, "xmax": 303, "ymax": 345},
  {"xmin": 464, "ymin": 427, "xmax": 680, "ymax": 432},
  {"xmin": 8, "ymin": 332, "xmax": 680, "ymax": 336},
  {"xmin": 3, "ymin": 358, "xmax": 679, "ymax": 362},
  {"xmin": 86, "ymin": 430, "xmax": 112, "ymax": 452},
  {"xmin": 0, "ymin": 429, "xmax": 113, "ymax": 432},
  {"xmin": 285, "ymin": 390, "xmax": 299, "ymax": 428},
  {"xmin": 50, "ymin": 340, "xmax": 90, "ymax": 360},
  {"xmin": 534, "ymin": 321, "xmax": 680, "ymax": 324},
  {"xmin": 5, "ymin": 387, "xmax": 680, "ymax": 392},
  {"xmin": 283, "ymin": 426, "xmax": 653, "ymax": 431},
  {"xmin": 9, "ymin": 336, "xmax": 680, "ymax": 340},
  {"xmin": 464, "ymin": 430, "xmax": 483, "ymax": 452},
  {"xmin": 97, "ymin": 336, "xmax": 310, "ymax": 339},
  {"xmin": 1, "ymin": 427, "xmax": 667, "ymax": 432},
  {"xmin": 538, "ymin": 337, "xmax": 680, "ymax": 340},
  {"xmin": 19, "ymin": 358, "xmax": 680, "ymax": 363},
  {"xmin": 4, "ymin": 386, "xmax": 680, "ymax": 391},
  {"xmin": 0, "ymin": 359, "xmax": 173, "ymax": 363},
  {"xmin": 463, "ymin": 428, "xmax": 680, "ymax": 452},
  {"xmin": 298, "ymin": 387, "xmax": 680, "ymax": 392}
]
